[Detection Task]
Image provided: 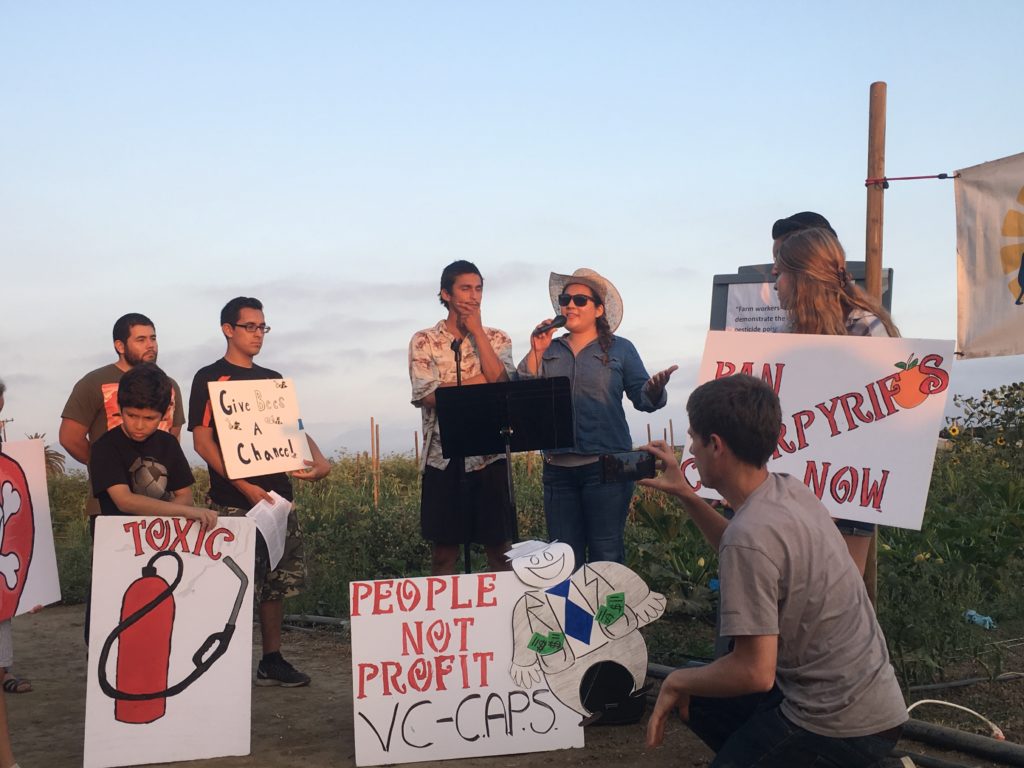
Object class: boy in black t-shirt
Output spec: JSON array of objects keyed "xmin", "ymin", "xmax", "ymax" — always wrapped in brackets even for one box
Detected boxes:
[
  {"xmin": 90, "ymin": 364, "xmax": 216, "ymax": 529},
  {"xmin": 189, "ymin": 296, "xmax": 330, "ymax": 689}
]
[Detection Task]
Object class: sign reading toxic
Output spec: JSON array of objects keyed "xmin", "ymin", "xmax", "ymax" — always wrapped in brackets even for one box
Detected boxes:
[
  {"xmin": 350, "ymin": 571, "xmax": 585, "ymax": 766},
  {"xmin": 206, "ymin": 378, "xmax": 312, "ymax": 479},
  {"xmin": 85, "ymin": 516, "xmax": 256, "ymax": 768},
  {"xmin": 686, "ymin": 331, "xmax": 955, "ymax": 530}
]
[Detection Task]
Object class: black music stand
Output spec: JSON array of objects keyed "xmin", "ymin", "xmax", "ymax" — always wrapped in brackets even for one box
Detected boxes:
[{"xmin": 435, "ymin": 377, "xmax": 573, "ymax": 573}]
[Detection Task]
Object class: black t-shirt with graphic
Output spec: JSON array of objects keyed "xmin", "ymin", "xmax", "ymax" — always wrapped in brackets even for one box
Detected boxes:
[
  {"xmin": 188, "ymin": 357, "xmax": 294, "ymax": 508},
  {"xmin": 89, "ymin": 427, "xmax": 195, "ymax": 516}
]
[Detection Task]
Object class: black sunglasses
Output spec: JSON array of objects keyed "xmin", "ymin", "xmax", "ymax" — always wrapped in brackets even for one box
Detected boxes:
[{"xmin": 558, "ymin": 293, "xmax": 599, "ymax": 308}]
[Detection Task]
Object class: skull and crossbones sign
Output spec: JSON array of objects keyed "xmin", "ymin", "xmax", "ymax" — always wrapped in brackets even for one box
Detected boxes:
[{"xmin": 0, "ymin": 480, "xmax": 23, "ymax": 590}]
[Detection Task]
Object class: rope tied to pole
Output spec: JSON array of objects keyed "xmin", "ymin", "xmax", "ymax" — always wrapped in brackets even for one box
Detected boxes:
[{"xmin": 865, "ymin": 172, "xmax": 961, "ymax": 188}]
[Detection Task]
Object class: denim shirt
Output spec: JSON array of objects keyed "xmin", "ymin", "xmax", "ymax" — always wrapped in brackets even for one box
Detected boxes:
[{"xmin": 517, "ymin": 334, "xmax": 666, "ymax": 456}]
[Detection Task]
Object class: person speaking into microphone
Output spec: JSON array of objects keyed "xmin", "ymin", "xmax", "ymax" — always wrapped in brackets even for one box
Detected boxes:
[
  {"xmin": 409, "ymin": 260, "xmax": 518, "ymax": 575},
  {"xmin": 520, "ymin": 268, "xmax": 677, "ymax": 566}
]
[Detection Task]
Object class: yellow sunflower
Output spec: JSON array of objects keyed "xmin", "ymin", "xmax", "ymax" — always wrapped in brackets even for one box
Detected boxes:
[{"xmin": 948, "ymin": 424, "xmax": 961, "ymax": 437}]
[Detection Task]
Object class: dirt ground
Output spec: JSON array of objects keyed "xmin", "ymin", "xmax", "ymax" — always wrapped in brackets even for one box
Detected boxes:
[{"xmin": 5, "ymin": 605, "xmax": 1018, "ymax": 768}]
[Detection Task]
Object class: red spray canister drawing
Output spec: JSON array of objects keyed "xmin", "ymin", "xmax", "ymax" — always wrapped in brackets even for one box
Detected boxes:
[
  {"xmin": 115, "ymin": 561, "xmax": 175, "ymax": 724},
  {"xmin": 98, "ymin": 549, "xmax": 247, "ymax": 724}
]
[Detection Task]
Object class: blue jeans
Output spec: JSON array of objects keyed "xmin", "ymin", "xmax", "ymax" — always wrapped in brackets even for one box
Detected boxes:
[
  {"xmin": 689, "ymin": 687, "xmax": 902, "ymax": 767},
  {"xmin": 542, "ymin": 462, "xmax": 634, "ymax": 565}
]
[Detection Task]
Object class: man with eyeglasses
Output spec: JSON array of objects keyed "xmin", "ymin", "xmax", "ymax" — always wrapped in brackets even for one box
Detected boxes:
[
  {"xmin": 188, "ymin": 296, "xmax": 331, "ymax": 688},
  {"xmin": 409, "ymin": 260, "xmax": 518, "ymax": 575},
  {"xmin": 60, "ymin": 313, "xmax": 186, "ymax": 527}
]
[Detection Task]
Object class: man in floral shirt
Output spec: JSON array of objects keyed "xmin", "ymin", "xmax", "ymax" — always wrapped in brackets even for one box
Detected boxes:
[{"xmin": 409, "ymin": 261, "xmax": 518, "ymax": 575}]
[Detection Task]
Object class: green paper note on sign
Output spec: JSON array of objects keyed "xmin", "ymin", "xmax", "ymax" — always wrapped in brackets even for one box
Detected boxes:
[
  {"xmin": 527, "ymin": 632, "xmax": 549, "ymax": 653},
  {"xmin": 527, "ymin": 631, "xmax": 566, "ymax": 655},
  {"xmin": 597, "ymin": 592, "xmax": 626, "ymax": 625}
]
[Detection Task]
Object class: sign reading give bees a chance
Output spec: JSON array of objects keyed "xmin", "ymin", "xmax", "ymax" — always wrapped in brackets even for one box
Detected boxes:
[{"xmin": 206, "ymin": 378, "xmax": 312, "ymax": 479}]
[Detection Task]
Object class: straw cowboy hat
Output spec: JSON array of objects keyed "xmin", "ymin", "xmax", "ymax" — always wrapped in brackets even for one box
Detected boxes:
[{"xmin": 548, "ymin": 268, "xmax": 623, "ymax": 333}]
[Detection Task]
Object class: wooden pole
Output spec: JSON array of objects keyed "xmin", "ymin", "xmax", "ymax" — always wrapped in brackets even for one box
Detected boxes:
[
  {"xmin": 669, "ymin": 419, "xmax": 675, "ymax": 449},
  {"xmin": 372, "ymin": 417, "xmax": 380, "ymax": 507},
  {"xmin": 646, "ymin": 424, "xmax": 652, "ymax": 443},
  {"xmin": 374, "ymin": 422, "xmax": 381, "ymax": 508},
  {"xmin": 864, "ymin": 81, "xmax": 887, "ymax": 607},
  {"xmin": 369, "ymin": 417, "xmax": 375, "ymax": 468},
  {"xmin": 865, "ymin": 82, "xmax": 886, "ymax": 299},
  {"xmin": 414, "ymin": 430, "xmax": 420, "ymax": 465}
]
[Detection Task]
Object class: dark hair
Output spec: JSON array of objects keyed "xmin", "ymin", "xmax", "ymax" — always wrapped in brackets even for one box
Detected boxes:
[
  {"xmin": 112, "ymin": 313, "xmax": 155, "ymax": 345},
  {"xmin": 595, "ymin": 313, "xmax": 614, "ymax": 363},
  {"xmin": 221, "ymin": 297, "xmax": 264, "ymax": 326},
  {"xmin": 116, "ymin": 363, "xmax": 172, "ymax": 414},
  {"xmin": 687, "ymin": 374, "xmax": 781, "ymax": 468},
  {"xmin": 0, "ymin": 378, "xmax": 6, "ymax": 398},
  {"xmin": 438, "ymin": 260, "xmax": 482, "ymax": 308}
]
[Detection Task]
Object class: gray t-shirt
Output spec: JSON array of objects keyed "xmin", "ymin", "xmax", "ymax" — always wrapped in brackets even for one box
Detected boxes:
[{"xmin": 719, "ymin": 473, "xmax": 907, "ymax": 738}]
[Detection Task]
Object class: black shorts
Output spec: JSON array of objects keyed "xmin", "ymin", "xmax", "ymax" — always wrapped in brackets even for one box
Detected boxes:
[
  {"xmin": 420, "ymin": 459, "xmax": 518, "ymax": 546},
  {"xmin": 835, "ymin": 518, "xmax": 875, "ymax": 537}
]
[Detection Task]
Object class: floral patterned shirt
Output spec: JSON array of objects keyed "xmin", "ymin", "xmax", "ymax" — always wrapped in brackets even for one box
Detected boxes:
[{"xmin": 409, "ymin": 320, "xmax": 515, "ymax": 472}]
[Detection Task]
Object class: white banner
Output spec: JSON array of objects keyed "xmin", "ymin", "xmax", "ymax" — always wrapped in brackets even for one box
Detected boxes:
[
  {"xmin": 687, "ymin": 332, "xmax": 955, "ymax": 530},
  {"xmin": 85, "ymin": 516, "xmax": 256, "ymax": 768},
  {"xmin": 724, "ymin": 283, "xmax": 789, "ymax": 333},
  {"xmin": 955, "ymin": 151, "xmax": 1024, "ymax": 358},
  {"xmin": 0, "ymin": 439, "xmax": 61, "ymax": 620},
  {"xmin": 206, "ymin": 378, "xmax": 312, "ymax": 479}
]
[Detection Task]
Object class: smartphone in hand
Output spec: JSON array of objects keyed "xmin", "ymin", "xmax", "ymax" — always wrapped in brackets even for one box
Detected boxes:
[{"xmin": 600, "ymin": 450, "xmax": 655, "ymax": 483}]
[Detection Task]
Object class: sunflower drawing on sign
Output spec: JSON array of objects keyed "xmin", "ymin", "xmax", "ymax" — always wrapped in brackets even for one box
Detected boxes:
[{"xmin": 1001, "ymin": 184, "xmax": 1024, "ymax": 305}]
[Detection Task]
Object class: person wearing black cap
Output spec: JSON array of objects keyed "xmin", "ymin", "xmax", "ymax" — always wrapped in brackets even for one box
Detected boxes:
[
  {"xmin": 771, "ymin": 211, "xmax": 837, "ymax": 242},
  {"xmin": 769, "ymin": 214, "xmax": 899, "ymax": 575}
]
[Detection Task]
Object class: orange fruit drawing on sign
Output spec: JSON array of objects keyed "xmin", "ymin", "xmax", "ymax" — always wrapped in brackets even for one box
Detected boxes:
[{"xmin": 892, "ymin": 354, "xmax": 930, "ymax": 409}]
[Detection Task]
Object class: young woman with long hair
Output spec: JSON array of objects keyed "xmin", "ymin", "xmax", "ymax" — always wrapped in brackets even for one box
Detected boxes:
[
  {"xmin": 522, "ymin": 268, "xmax": 676, "ymax": 567},
  {"xmin": 772, "ymin": 219, "xmax": 899, "ymax": 575}
]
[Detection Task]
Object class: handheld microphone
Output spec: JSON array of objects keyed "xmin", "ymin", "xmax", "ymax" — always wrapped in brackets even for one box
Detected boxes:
[{"xmin": 533, "ymin": 315, "xmax": 567, "ymax": 336}]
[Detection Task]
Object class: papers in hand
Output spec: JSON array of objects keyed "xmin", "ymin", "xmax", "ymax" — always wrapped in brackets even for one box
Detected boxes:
[{"xmin": 245, "ymin": 491, "xmax": 292, "ymax": 571}]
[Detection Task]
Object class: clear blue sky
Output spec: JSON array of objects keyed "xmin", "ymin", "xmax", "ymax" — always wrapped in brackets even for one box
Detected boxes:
[{"xmin": 2, "ymin": 1, "xmax": 1021, "ymax": 463}]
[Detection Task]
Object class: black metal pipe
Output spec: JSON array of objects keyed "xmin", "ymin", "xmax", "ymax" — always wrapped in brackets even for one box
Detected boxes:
[{"xmin": 902, "ymin": 720, "xmax": 1024, "ymax": 767}]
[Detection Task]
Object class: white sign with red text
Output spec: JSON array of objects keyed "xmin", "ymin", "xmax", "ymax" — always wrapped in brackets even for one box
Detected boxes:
[
  {"xmin": 350, "ymin": 572, "xmax": 584, "ymax": 766},
  {"xmin": 686, "ymin": 331, "xmax": 954, "ymax": 530},
  {"xmin": 85, "ymin": 516, "xmax": 256, "ymax": 768}
]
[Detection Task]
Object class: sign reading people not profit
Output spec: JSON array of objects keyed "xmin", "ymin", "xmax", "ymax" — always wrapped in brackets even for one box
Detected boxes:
[
  {"xmin": 350, "ymin": 572, "xmax": 584, "ymax": 766},
  {"xmin": 687, "ymin": 331, "xmax": 955, "ymax": 530},
  {"xmin": 206, "ymin": 379, "xmax": 311, "ymax": 479}
]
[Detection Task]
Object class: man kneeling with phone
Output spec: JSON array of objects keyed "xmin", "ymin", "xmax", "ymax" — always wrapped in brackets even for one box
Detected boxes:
[{"xmin": 641, "ymin": 374, "xmax": 906, "ymax": 767}]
